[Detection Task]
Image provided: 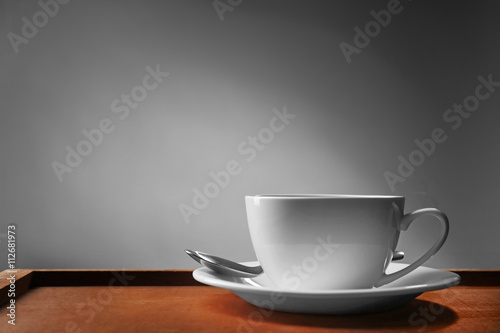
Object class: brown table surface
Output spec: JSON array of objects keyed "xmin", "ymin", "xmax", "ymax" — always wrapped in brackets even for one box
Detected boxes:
[{"xmin": 1, "ymin": 268, "xmax": 499, "ymax": 332}]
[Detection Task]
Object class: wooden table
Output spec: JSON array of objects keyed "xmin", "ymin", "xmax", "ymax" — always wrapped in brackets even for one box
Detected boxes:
[{"xmin": 1, "ymin": 269, "xmax": 499, "ymax": 332}]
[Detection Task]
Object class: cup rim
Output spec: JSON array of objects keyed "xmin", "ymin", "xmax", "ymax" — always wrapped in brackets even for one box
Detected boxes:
[{"xmin": 246, "ymin": 194, "xmax": 404, "ymax": 199}]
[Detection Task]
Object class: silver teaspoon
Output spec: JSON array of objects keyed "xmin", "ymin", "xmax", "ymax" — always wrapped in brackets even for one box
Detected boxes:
[
  {"xmin": 186, "ymin": 249, "xmax": 405, "ymax": 278},
  {"xmin": 186, "ymin": 249, "xmax": 263, "ymax": 278}
]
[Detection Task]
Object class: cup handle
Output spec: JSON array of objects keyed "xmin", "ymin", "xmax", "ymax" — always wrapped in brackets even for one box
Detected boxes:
[{"xmin": 375, "ymin": 208, "xmax": 449, "ymax": 287}]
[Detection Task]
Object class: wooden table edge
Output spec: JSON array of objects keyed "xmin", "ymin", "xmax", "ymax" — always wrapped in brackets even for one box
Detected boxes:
[{"xmin": 1, "ymin": 268, "xmax": 499, "ymax": 306}]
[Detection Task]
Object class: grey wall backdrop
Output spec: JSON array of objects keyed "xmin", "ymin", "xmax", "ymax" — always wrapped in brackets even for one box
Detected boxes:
[{"xmin": 1, "ymin": 0, "xmax": 499, "ymax": 270}]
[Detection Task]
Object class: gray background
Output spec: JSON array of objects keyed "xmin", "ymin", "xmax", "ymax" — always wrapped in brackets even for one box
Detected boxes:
[{"xmin": 1, "ymin": 0, "xmax": 499, "ymax": 270}]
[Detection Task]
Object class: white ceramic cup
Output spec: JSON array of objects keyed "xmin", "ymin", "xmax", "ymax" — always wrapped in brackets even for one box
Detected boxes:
[{"xmin": 245, "ymin": 195, "xmax": 449, "ymax": 291}]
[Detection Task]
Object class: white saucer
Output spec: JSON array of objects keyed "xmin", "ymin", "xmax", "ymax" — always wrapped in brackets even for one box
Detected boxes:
[{"xmin": 193, "ymin": 261, "xmax": 460, "ymax": 314}]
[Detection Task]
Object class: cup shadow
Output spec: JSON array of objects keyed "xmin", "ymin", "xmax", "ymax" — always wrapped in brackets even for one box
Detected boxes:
[
  {"xmin": 206, "ymin": 295, "xmax": 458, "ymax": 331},
  {"xmin": 264, "ymin": 299, "xmax": 457, "ymax": 330}
]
